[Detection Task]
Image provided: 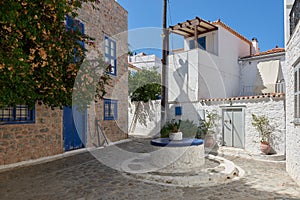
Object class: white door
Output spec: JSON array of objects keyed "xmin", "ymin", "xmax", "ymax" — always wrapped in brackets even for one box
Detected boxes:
[{"xmin": 223, "ymin": 108, "xmax": 244, "ymax": 148}]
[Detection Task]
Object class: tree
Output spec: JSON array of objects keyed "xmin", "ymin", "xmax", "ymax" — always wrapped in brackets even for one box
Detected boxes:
[
  {"xmin": 0, "ymin": 0, "xmax": 109, "ymax": 109},
  {"xmin": 128, "ymin": 67, "xmax": 161, "ymax": 102},
  {"xmin": 128, "ymin": 67, "xmax": 161, "ymax": 133}
]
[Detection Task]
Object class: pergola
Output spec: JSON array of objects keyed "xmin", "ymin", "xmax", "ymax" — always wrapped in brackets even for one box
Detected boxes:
[{"xmin": 169, "ymin": 17, "xmax": 218, "ymax": 48}]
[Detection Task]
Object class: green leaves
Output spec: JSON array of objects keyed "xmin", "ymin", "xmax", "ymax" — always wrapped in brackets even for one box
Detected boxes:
[
  {"xmin": 128, "ymin": 67, "xmax": 161, "ymax": 102},
  {"xmin": 0, "ymin": 0, "xmax": 103, "ymax": 109},
  {"xmin": 251, "ymin": 114, "xmax": 273, "ymax": 143}
]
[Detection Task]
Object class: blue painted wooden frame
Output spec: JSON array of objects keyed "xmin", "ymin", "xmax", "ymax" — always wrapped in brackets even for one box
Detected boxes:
[
  {"xmin": 104, "ymin": 99, "xmax": 118, "ymax": 120},
  {"xmin": 0, "ymin": 105, "xmax": 35, "ymax": 125}
]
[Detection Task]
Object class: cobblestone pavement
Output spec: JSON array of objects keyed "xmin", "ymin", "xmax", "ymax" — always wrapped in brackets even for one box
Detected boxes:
[{"xmin": 1, "ymin": 139, "xmax": 300, "ymax": 200}]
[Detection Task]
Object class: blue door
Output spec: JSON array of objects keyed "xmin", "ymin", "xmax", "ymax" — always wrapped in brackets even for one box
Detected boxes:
[{"xmin": 63, "ymin": 106, "xmax": 86, "ymax": 151}]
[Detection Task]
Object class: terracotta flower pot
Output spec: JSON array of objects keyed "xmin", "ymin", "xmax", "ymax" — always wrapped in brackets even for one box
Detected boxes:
[
  {"xmin": 260, "ymin": 142, "xmax": 271, "ymax": 155},
  {"xmin": 204, "ymin": 134, "xmax": 215, "ymax": 148}
]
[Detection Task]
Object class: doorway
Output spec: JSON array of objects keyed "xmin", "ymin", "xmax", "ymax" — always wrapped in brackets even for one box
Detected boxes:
[{"xmin": 222, "ymin": 107, "xmax": 245, "ymax": 148}]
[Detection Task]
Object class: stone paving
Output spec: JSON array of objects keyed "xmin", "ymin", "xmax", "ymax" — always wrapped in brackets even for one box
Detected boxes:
[{"xmin": 1, "ymin": 139, "xmax": 300, "ymax": 200}]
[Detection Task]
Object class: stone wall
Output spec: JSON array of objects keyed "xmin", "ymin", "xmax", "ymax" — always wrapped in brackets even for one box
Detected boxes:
[
  {"xmin": 168, "ymin": 96, "xmax": 286, "ymax": 155},
  {"xmin": 76, "ymin": 0, "xmax": 128, "ymax": 145},
  {"xmin": 0, "ymin": 104, "xmax": 63, "ymax": 165},
  {"xmin": 128, "ymin": 100, "xmax": 161, "ymax": 138},
  {"xmin": 285, "ymin": 20, "xmax": 300, "ymax": 186}
]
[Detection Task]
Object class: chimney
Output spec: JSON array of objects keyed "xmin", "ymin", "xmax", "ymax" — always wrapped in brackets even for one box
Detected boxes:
[{"xmin": 252, "ymin": 37, "xmax": 260, "ymax": 54}]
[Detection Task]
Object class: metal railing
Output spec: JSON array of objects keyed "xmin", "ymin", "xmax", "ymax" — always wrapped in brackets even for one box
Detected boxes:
[{"xmin": 241, "ymin": 82, "xmax": 285, "ymax": 96}]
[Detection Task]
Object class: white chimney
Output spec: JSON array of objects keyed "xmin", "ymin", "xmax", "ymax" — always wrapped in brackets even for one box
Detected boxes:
[{"xmin": 252, "ymin": 37, "xmax": 260, "ymax": 54}]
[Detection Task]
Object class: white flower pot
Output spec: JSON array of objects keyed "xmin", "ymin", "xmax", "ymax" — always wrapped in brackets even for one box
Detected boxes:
[{"xmin": 169, "ymin": 132, "xmax": 183, "ymax": 141}]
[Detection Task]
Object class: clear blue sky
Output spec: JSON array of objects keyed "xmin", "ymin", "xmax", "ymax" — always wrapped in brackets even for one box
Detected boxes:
[{"xmin": 117, "ymin": 0, "xmax": 284, "ymax": 53}]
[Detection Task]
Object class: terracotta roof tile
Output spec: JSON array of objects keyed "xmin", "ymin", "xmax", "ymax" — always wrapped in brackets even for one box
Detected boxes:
[
  {"xmin": 200, "ymin": 93, "xmax": 285, "ymax": 103},
  {"xmin": 240, "ymin": 47, "xmax": 285, "ymax": 59},
  {"xmin": 252, "ymin": 47, "xmax": 285, "ymax": 56}
]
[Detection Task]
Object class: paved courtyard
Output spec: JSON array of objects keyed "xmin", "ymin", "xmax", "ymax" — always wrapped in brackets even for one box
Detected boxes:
[{"xmin": 1, "ymin": 139, "xmax": 300, "ymax": 200}]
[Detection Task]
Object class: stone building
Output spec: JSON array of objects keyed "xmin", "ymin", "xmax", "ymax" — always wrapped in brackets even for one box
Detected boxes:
[
  {"xmin": 284, "ymin": 0, "xmax": 300, "ymax": 186},
  {"xmin": 0, "ymin": 0, "xmax": 128, "ymax": 165}
]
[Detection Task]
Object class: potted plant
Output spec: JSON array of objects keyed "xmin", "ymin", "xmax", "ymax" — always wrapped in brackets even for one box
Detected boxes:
[
  {"xmin": 200, "ymin": 110, "xmax": 219, "ymax": 148},
  {"xmin": 160, "ymin": 119, "xmax": 183, "ymax": 141},
  {"xmin": 251, "ymin": 114, "xmax": 273, "ymax": 154}
]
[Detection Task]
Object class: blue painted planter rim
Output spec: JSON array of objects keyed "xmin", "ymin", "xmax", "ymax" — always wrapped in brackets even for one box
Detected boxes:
[{"xmin": 151, "ymin": 138, "xmax": 204, "ymax": 147}]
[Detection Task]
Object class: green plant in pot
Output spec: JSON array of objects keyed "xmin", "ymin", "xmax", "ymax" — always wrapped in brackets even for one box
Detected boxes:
[
  {"xmin": 160, "ymin": 119, "xmax": 182, "ymax": 140},
  {"xmin": 251, "ymin": 114, "xmax": 273, "ymax": 154},
  {"xmin": 200, "ymin": 110, "xmax": 219, "ymax": 148}
]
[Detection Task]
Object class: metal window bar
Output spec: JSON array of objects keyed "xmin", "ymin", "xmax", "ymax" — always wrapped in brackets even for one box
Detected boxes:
[
  {"xmin": 290, "ymin": 0, "xmax": 300, "ymax": 36},
  {"xmin": 275, "ymin": 81, "xmax": 286, "ymax": 93},
  {"xmin": 0, "ymin": 105, "xmax": 33, "ymax": 122}
]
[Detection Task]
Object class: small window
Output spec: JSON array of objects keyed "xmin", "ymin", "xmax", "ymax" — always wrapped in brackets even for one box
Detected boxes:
[
  {"xmin": 294, "ymin": 63, "xmax": 300, "ymax": 124},
  {"xmin": 175, "ymin": 106, "xmax": 182, "ymax": 116},
  {"xmin": 66, "ymin": 15, "xmax": 85, "ymax": 62},
  {"xmin": 0, "ymin": 105, "xmax": 35, "ymax": 124},
  {"xmin": 104, "ymin": 99, "xmax": 118, "ymax": 120},
  {"xmin": 104, "ymin": 36, "xmax": 117, "ymax": 76},
  {"xmin": 189, "ymin": 36, "xmax": 206, "ymax": 50}
]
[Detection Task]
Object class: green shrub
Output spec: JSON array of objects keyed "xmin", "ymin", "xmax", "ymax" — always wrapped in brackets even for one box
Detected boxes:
[{"xmin": 160, "ymin": 119, "xmax": 202, "ymax": 139}]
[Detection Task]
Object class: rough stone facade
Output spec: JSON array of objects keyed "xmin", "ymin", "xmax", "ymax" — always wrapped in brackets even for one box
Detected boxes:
[
  {"xmin": 0, "ymin": 104, "xmax": 63, "ymax": 165},
  {"xmin": 285, "ymin": 20, "xmax": 300, "ymax": 185},
  {"xmin": 76, "ymin": 0, "xmax": 128, "ymax": 145},
  {"xmin": 168, "ymin": 96, "xmax": 286, "ymax": 155},
  {"xmin": 0, "ymin": 0, "xmax": 128, "ymax": 165}
]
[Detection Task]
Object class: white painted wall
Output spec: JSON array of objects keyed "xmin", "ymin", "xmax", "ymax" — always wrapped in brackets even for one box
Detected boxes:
[
  {"xmin": 285, "ymin": 19, "xmax": 300, "ymax": 186},
  {"xmin": 217, "ymin": 26, "xmax": 251, "ymax": 98},
  {"xmin": 129, "ymin": 53, "xmax": 162, "ymax": 73},
  {"xmin": 168, "ymin": 97, "xmax": 286, "ymax": 155},
  {"xmin": 240, "ymin": 54, "xmax": 285, "ymax": 96},
  {"xmin": 168, "ymin": 25, "xmax": 251, "ymax": 102},
  {"xmin": 128, "ymin": 100, "xmax": 161, "ymax": 138}
]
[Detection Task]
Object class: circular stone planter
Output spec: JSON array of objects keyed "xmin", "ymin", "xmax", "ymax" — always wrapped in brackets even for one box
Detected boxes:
[{"xmin": 149, "ymin": 138, "xmax": 204, "ymax": 173}]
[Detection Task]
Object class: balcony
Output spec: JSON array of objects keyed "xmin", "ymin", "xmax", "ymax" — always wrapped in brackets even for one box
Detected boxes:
[{"xmin": 241, "ymin": 82, "xmax": 286, "ymax": 96}]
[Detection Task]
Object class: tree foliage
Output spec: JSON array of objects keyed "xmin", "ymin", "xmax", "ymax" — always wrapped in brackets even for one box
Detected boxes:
[
  {"xmin": 128, "ymin": 67, "xmax": 161, "ymax": 102},
  {"xmin": 0, "ymin": 0, "xmax": 109, "ymax": 109}
]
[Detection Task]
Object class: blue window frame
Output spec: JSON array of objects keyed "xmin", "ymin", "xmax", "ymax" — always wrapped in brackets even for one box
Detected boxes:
[
  {"xmin": 104, "ymin": 36, "xmax": 117, "ymax": 76},
  {"xmin": 104, "ymin": 99, "xmax": 118, "ymax": 120},
  {"xmin": 189, "ymin": 36, "xmax": 206, "ymax": 50},
  {"xmin": 175, "ymin": 106, "xmax": 182, "ymax": 116},
  {"xmin": 0, "ymin": 105, "xmax": 35, "ymax": 124},
  {"xmin": 66, "ymin": 15, "xmax": 85, "ymax": 62}
]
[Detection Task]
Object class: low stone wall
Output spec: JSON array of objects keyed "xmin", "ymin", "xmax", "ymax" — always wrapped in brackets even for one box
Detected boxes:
[
  {"xmin": 0, "ymin": 104, "xmax": 63, "ymax": 165},
  {"xmin": 168, "ymin": 96, "xmax": 286, "ymax": 155}
]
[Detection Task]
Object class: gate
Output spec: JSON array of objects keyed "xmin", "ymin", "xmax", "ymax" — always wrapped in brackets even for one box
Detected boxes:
[
  {"xmin": 222, "ymin": 108, "xmax": 245, "ymax": 148},
  {"xmin": 63, "ymin": 106, "xmax": 86, "ymax": 151}
]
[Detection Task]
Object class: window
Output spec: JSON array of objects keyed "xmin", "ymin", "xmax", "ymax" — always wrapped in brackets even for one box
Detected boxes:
[
  {"xmin": 0, "ymin": 105, "xmax": 35, "ymax": 124},
  {"xmin": 290, "ymin": 0, "xmax": 300, "ymax": 36},
  {"xmin": 104, "ymin": 36, "xmax": 117, "ymax": 76},
  {"xmin": 66, "ymin": 15, "xmax": 85, "ymax": 62},
  {"xmin": 294, "ymin": 63, "xmax": 300, "ymax": 124},
  {"xmin": 175, "ymin": 106, "xmax": 182, "ymax": 116},
  {"xmin": 104, "ymin": 99, "xmax": 118, "ymax": 120},
  {"xmin": 189, "ymin": 36, "xmax": 206, "ymax": 50}
]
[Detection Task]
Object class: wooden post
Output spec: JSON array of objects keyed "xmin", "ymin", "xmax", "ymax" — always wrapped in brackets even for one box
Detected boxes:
[
  {"xmin": 161, "ymin": 0, "xmax": 168, "ymax": 128},
  {"xmin": 194, "ymin": 25, "xmax": 198, "ymax": 48}
]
